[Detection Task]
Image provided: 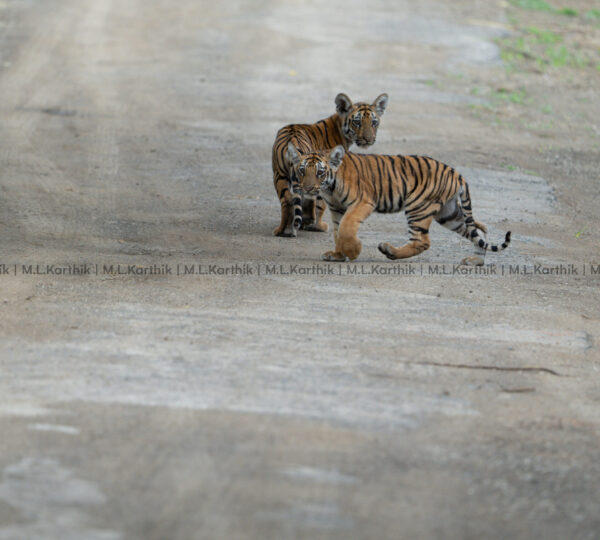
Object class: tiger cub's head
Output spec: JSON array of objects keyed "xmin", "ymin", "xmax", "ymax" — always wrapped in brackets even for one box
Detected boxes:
[
  {"xmin": 286, "ymin": 144, "xmax": 345, "ymax": 195},
  {"xmin": 335, "ymin": 93, "xmax": 388, "ymax": 148}
]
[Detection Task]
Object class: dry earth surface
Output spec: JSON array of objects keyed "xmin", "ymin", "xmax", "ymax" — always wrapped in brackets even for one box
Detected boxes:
[{"xmin": 0, "ymin": 0, "xmax": 599, "ymax": 539}]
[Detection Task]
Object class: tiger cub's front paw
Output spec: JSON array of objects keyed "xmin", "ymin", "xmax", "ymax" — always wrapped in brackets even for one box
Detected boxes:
[{"xmin": 321, "ymin": 250, "xmax": 347, "ymax": 262}]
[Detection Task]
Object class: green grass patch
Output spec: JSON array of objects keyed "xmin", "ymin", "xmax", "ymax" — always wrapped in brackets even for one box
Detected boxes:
[
  {"xmin": 557, "ymin": 7, "xmax": 577, "ymax": 16},
  {"xmin": 527, "ymin": 27, "xmax": 562, "ymax": 44},
  {"xmin": 503, "ymin": 164, "xmax": 538, "ymax": 175},
  {"xmin": 586, "ymin": 9, "xmax": 600, "ymax": 20},
  {"xmin": 510, "ymin": 0, "xmax": 554, "ymax": 11},
  {"xmin": 541, "ymin": 105, "xmax": 553, "ymax": 114},
  {"xmin": 498, "ymin": 26, "xmax": 593, "ymax": 71},
  {"xmin": 510, "ymin": 1, "xmax": 581, "ymax": 17},
  {"xmin": 547, "ymin": 44, "xmax": 570, "ymax": 66},
  {"xmin": 468, "ymin": 86, "xmax": 530, "ymax": 109},
  {"xmin": 493, "ymin": 88, "xmax": 528, "ymax": 104}
]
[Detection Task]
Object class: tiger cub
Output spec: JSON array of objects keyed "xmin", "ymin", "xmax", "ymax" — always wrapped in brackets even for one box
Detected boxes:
[
  {"xmin": 272, "ymin": 93, "xmax": 388, "ymax": 237},
  {"xmin": 286, "ymin": 144, "xmax": 511, "ymax": 265}
]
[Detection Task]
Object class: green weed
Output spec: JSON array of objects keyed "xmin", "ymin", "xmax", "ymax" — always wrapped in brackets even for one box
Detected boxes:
[
  {"xmin": 511, "ymin": 1, "xmax": 580, "ymax": 16},
  {"xmin": 493, "ymin": 88, "xmax": 528, "ymax": 104},
  {"xmin": 510, "ymin": 0, "xmax": 553, "ymax": 11},
  {"xmin": 586, "ymin": 9, "xmax": 600, "ymax": 20},
  {"xmin": 503, "ymin": 164, "xmax": 538, "ymax": 175},
  {"xmin": 557, "ymin": 7, "xmax": 577, "ymax": 16},
  {"xmin": 527, "ymin": 27, "xmax": 562, "ymax": 44},
  {"xmin": 547, "ymin": 44, "xmax": 570, "ymax": 66},
  {"xmin": 498, "ymin": 26, "xmax": 593, "ymax": 71}
]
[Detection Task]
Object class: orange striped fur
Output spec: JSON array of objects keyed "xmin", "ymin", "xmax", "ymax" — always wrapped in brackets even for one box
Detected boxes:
[
  {"xmin": 272, "ymin": 93, "xmax": 388, "ymax": 237},
  {"xmin": 287, "ymin": 145, "xmax": 511, "ymax": 265}
]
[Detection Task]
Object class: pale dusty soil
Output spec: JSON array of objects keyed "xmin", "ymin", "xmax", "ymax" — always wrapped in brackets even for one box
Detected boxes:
[{"xmin": 0, "ymin": 1, "xmax": 598, "ymax": 539}]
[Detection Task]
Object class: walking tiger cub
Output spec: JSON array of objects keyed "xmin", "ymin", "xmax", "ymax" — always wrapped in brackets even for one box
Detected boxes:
[
  {"xmin": 286, "ymin": 144, "xmax": 511, "ymax": 265},
  {"xmin": 272, "ymin": 93, "xmax": 388, "ymax": 237}
]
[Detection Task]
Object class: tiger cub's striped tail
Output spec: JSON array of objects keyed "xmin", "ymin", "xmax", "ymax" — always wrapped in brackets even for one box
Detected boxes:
[
  {"xmin": 290, "ymin": 171, "xmax": 303, "ymax": 230},
  {"xmin": 459, "ymin": 177, "xmax": 512, "ymax": 253},
  {"xmin": 475, "ymin": 230, "xmax": 512, "ymax": 252}
]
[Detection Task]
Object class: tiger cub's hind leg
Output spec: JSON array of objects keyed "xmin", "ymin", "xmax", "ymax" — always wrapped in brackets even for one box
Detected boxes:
[
  {"xmin": 301, "ymin": 196, "xmax": 329, "ymax": 232},
  {"xmin": 435, "ymin": 197, "xmax": 486, "ymax": 266},
  {"xmin": 378, "ymin": 214, "xmax": 434, "ymax": 260}
]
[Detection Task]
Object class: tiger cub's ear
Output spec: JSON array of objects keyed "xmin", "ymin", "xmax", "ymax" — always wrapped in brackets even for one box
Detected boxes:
[
  {"xmin": 335, "ymin": 93, "xmax": 353, "ymax": 115},
  {"xmin": 372, "ymin": 93, "xmax": 389, "ymax": 116},
  {"xmin": 286, "ymin": 142, "xmax": 301, "ymax": 165},
  {"xmin": 329, "ymin": 145, "xmax": 345, "ymax": 169}
]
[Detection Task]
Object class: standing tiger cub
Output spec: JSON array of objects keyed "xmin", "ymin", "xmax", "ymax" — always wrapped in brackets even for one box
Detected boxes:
[
  {"xmin": 272, "ymin": 93, "xmax": 388, "ymax": 237},
  {"xmin": 286, "ymin": 144, "xmax": 511, "ymax": 265}
]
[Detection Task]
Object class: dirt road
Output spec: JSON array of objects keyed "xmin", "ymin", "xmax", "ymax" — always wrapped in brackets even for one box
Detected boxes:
[{"xmin": 0, "ymin": 1, "xmax": 598, "ymax": 539}]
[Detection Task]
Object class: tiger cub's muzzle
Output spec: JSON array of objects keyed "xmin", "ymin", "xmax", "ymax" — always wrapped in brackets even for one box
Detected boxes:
[{"xmin": 356, "ymin": 138, "xmax": 375, "ymax": 147}]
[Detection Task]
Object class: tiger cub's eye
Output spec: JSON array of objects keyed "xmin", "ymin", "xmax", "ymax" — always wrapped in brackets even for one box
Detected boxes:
[
  {"xmin": 352, "ymin": 116, "xmax": 361, "ymax": 126},
  {"xmin": 372, "ymin": 116, "xmax": 379, "ymax": 127}
]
